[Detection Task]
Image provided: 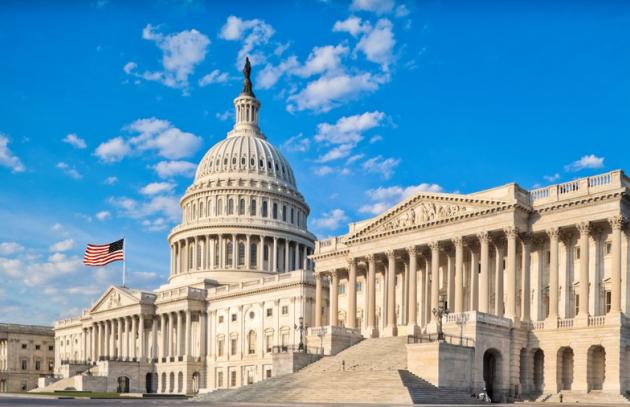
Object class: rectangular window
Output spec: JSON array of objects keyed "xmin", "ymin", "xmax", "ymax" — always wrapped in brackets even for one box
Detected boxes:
[
  {"xmin": 35, "ymin": 360, "xmax": 41, "ymax": 371},
  {"xmin": 575, "ymin": 294, "xmax": 580, "ymax": 316},
  {"xmin": 217, "ymin": 339, "xmax": 224, "ymax": 357},
  {"xmin": 338, "ymin": 284, "xmax": 346, "ymax": 295},
  {"xmin": 21, "ymin": 344, "xmax": 27, "ymax": 350},
  {"xmin": 266, "ymin": 308, "xmax": 272, "ymax": 317},
  {"xmin": 282, "ymin": 205, "xmax": 287, "ymax": 221},
  {"xmin": 281, "ymin": 333, "xmax": 289, "ymax": 346},
  {"xmin": 606, "ymin": 291, "xmax": 612, "ymax": 312},
  {"xmin": 262, "ymin": 201, "xmax": 268, "ymax": 217},
  {"xmin": 217, "ymin": 371, "xmax": 224, "ymax": 387},
  {"xmin": 250, "ymin": 199, "xmax": 256, "ymax": 216},
  {"xmin": 266, "ymin": 334, "xmax": 273, "ymax": 352},
  {"xmin": 281, "ymin": 305, "xmax": 288, "ymax": 315},
  {"xmin": 218, "ymin": 315, "xmax": 224, "ymax": 323},
  {"xmin": 35, "ymin": 345, "xmax": 40, "ymax": 350},
  {"xmin": 231, "ymin": 313, "xmax": 237, "ymax": 322},
  {"xmin": 21, "ymin": 359, "xmax": 27, "ymax": 370},
  {"xmin": 290, "ymin": 208, "xmax": 294, "ymax": 224},
  {"xmin": 606, "ymin": 242, "xmax": 612, "ymax": 255},
  {"xmin": 231, "ymin": 338, "xmax": 237, "ymax": 355},
  {"xmin": 266, "ymin": 369, "xmax": 272, "ymax": 379},
  {"xmin": 272, "ymin": 203, "xmax": 278, "ymax": 219},
  {"xmin": 231, "ymin": 371, "xmax": 237, "ymax": 387},
  {"xmin": 48, "ymin": 345, "xmax": 53, "ymax": 351},
  {"xmin": 575, "ymin": 247, "xmax": 581, "ymax": 260},
  {"xmin": 48, "ymin": 360, "xmax": 53, "ymax": 371}
]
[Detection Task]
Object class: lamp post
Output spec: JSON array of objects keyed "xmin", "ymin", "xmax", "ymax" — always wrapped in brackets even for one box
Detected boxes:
[
  {"xmin": 294, "ymin": 316, "xmax": 306, "ymax": 352},
  {"xmin": 432, "ymin": 297, "xmax": 449, "ymax": 342}
]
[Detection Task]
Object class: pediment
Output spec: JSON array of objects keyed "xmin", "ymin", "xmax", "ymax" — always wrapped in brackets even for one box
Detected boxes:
[
  {"xmin": 347, "ymin": 192, "xmax": 511, "ymax": 241},
  {"xmin": 90, "ymin": 286, "xmax": 141, "ymax": 313}
]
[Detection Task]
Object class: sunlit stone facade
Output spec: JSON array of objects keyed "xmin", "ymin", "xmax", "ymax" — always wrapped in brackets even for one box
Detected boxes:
[
  {"xmin": 311, "ymin": 170, "xmax": 630, "ymax": 401},
  {"xmin": 50, "ymin": 71, "xmax": 316, "ymax": 395}
]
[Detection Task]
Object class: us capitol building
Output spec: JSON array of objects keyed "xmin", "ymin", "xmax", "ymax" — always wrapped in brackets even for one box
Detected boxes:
[{"xmin": 45, "ymin": 64, "xmax": 630, "ymax": 403}]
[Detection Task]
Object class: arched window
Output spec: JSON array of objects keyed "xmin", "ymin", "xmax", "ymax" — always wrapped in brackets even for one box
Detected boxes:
[
  {"xmin": 250, "ymin": 243, "xmax": 257, "ymax": 268},
  {"xmin": 200, "ymin": 202, "xmax": 205, "ymax": 218},
  {"xmin": 192, "ymin": 203, "xmax": 197, "ymax": 220},
  {"xmin": 238, "ymin": 242, "xmax": 245, "ymax": 266},
  {"xmin": 262, "ymin": 200, "xmax": 268, "ymax": 217},
  {"xmin": 208, "ymin": 199, "xmax": 213, "ymax": 216},
  {"xmin": 226, "ymin": 241, "xmax": 233, "ymax": 267},
  {"xmin": 248, "ymin": 330, "xmax": 256, "ymax": 355},
  {"xmin": 227, "ymin": 198, "xmax": 234, "ymax": 215},
  {"xmin": 250, "ymin": 199, "xmax": 257, "ymax": 216},
  {"xmin": 239, "ymin": 198, "xmax": 245, "ymax": 215},
  {"xmin": 290, "ymin": 208, "xmax": 294, "ymax": 224},
  {"xmin": 282, "ymin": 205, "xmax": 287, "ymax": 221},
  {"xmin": 188, "ymin": 244, "xmax": 194, "ymax": 270},
  {"xmin": 272, "ymin": 203, "xmax": 278, "ymax": 219},
  {"xmin": 217, "ymin": 199, "xmax": 223, "ymax": 216}
]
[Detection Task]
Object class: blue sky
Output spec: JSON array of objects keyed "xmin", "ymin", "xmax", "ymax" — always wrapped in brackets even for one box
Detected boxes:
[{"xmin": 1, "ymin": 0, "xmax": 629, "ymax": 325}]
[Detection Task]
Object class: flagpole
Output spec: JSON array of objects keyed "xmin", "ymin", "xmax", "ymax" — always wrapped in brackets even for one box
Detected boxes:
[{"xmin": 122, "ymin": 237, "xmax": 126, "ymax": 288}]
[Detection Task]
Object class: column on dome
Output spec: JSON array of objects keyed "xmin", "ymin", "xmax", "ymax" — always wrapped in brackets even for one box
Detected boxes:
[
  {"xmin": 218, "ymin": 235, "xmax": 224, "ymax": 269},
  {"xmin": 246, "ymin": 235, "xmax": 251, "ymax": 269},
  {"xmin": 272, "ymin": 237, "xmax": 278, "ymax": 273},
  {"xmin": 347, "ymin": 258, "xmax": 357, "ymax": 329},
  {"xmin": 193, "ymin": 236, "xmax": 198, "ymax": 270},
  {"xmin": 231, "ymin": 234, "xmax": 237, "ymax": 269},
  {"xmin": 302, "ymin": 245, "xmax": 308, "ymax": 270},
  {"xmin": 208, "ymin": 235, "xmax": 215, "ymax": 269},
  {"xmin": 258, "ymin": 236, "xmax": 265, "ymax": 271},
  {"xmin": 284, "ymin": 239, "xmax": 290, "ymax": 273}
]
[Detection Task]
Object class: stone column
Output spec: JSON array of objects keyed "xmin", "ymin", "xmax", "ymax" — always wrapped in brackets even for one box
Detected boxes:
[
  {"xmin": 245, "ymin": 235, "xmax": 251, "ymax": 268},
  {"xmin": 384, "ymin": 250, "xmax": 397, "ymax": 337},
  {"xmin": 347, "ymin": 258, "xmax": 357, "ymax": 329},
  {"xmin": 138, "ymin": 315, "xmax": 144, "ymax": 361},
  {"xmin": 446, "ymin": 248, "xmax": 455, "ymax": 312},
  {"xmin": 259, "ymin": 236, "xmax": 265, "ymax": 271},
  {"xmin": 185, "ymin": 310, "xmax": 191, "ymax": 358},
  {"xmin": 285, "ymin": 239, "xmax": 290, "ymax": 273},
  {"xmin": 453, "ymin": 237, "xmax": 464, "ymax": 313},
  {"xmin": 547, "ymin": 228, "xmax": 560, "ymax": 321},
  {"xmin": 176, "ymin": 311, "xmax": 183, "ymax": 358},
  {"xmin": 200, "ymin": 312, "xmax": 207, "ymax": 358},
  {"xmin": 505, "ymin": 227, "xmax": 518, "ymax": 321},
  {"xmin": 521, "ymin": 233, "xmax": 532, "ymax": 322},
  {"xmin": 193, "ymin": 236, "xmax": 198, "ymax": 270},
  {"xmin": 478, "ymin": 232, "xmax": 490, "ymax": 313},
  {"xmin": 315, "ymin": 272, "xmax": 323, "ymax": 327},
  {"xmin": 209, "ymin": 236, "xmax": 215, "ymax": 269},
  {"xmin": 151, "ymin": 317, "xmax": 157, "ymax": 361},
  {"xmin": 122, "ymin": 317, "xmax": 129, "ymax": 360},
  {"xmin": 303, "ymin": 245, "xmax": 308, "ymax": 269},
  {"xmin": 272, "ymin": 237, "xmax": 278, "ymax": 272},
  {"xmin": 330, "ymin": 271, "xmax": 339, "ymax": 326},
  {"xmin": 407, "ymin": 247, "xmax": 419, "ymax": 335},
  {"xmin": 218, "ymin": 235, "xmax": 224, "ymax": 269},
  {"xmin": 160, "ymin": 314, "xmax": 166, "ymax": 360},
  {"xmin": 609, "ymin": 216, "xmax": 625, "ymax": 313},
  {"xmin": 91, "ymin": 324, "xmax": 97, "ymax": 362},
  {"xmin": 232, "ymin": 234, "xmax": 237, "ymax": 268},
  {"xmin": 468, "ymin": 242, "xmax": 479, "ymax": 312},
  {"xmin": 575, "ymin": 223, "xmax": 591, "ymax": 318},
  {"xmin": 493, "ymin": 237, "xmax": 505, "ymax": 317},
  {"xmin": 366, "ymin": 254, "xmax": 377, "ymax": 336},
  {"xmin": 429, "ymin": 242, "xmax": 440, "ymax": 323}
]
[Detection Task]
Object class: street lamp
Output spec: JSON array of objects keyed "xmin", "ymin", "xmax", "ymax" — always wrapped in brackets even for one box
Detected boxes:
[
  {"xmin": 432, "ymin": 298, "xmax": 449, "ymax": 342},
  {"xmin": 294, "ymin": 316, "xmax": 306, "ymax": 352}
]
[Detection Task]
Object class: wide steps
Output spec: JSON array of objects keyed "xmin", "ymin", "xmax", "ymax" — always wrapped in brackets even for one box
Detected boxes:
[{"xmin": 541, "ymin": 390, "xmax": 630, "ymax": 404}]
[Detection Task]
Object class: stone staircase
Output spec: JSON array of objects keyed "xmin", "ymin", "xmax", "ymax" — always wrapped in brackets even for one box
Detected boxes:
[
  {"xmin": 195, "ymin": 336, "xmax": 484, "ymax": 404},
  {"xmin": 539, "ymin": 390, "xmax": 630, "ymax": 403}
]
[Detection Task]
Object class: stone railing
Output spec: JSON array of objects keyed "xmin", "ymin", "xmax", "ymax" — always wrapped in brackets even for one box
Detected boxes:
[
  {"xmin": 53, "ymin": 317, "xmax": 82, "ymax": 329},
  {"xmin": 315, "ymin": 237, "xmax": 347, "ymax": 254},
  {"xmin": 588, "ymin": 315, "xmax": 606, "ymax": 327},
  {"xmin": 530, "ymin": 320, "xmax": 545, "ymax": 330},
  {"xmin": 407, "ymin": 333, "xmax": 475, "ymax": 347},
  {"xmin": 207, "ymin": 269, "xmax": 314, "ymax": 298},
  {"xmin": 442, "ymin": 311, "xmax": 513, "ymax": 329},
  {"xmin": 157, "ymin": 286, "xmax": 206, "ymax": 302},
  {"xmin": 557, "ymin": 318, "xmax": 574, "ymax": 329},
  {"xmin": 528, "ymin": 170, "xmax": 628, "ymax": 205}
]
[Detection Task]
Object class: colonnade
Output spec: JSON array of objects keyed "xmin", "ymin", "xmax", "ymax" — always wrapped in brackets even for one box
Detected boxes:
[
  {"xmin": 314, "ymin": 217, "xmax": 626, "ymax": 336},
  {"xmin": 0, "ymin": 340, "xmax": 6, "ymax": 370},
  {"xmin": 157, "ymin": 311, "xmax": 207, "ymax": 362},
  {"xmin": 170, "ymin": 234, "xmax": 312, "ymax": 276},
  {"xmin": 89, "ymin": 314, "xmax": 151, "ymax": 363}
]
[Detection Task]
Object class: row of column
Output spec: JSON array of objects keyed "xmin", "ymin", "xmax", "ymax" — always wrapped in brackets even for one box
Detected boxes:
[
  {"xmin": 89, "ymin": 314, "xmax": 148, "ymax": 362},
  {"xmin": 314, "ymin": 217, "xmax": 626, "ymax": 335},
  {"xmin": 157, "ymin": 311, "xmax": 207, "ymax": 362},
  {"xmin": 170, "ymin": 235, "xmax": 312, "ymax": 275}
]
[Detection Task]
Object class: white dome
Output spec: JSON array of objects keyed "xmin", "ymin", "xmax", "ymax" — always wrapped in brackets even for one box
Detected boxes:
[{"xmin": 195, "ymin": 133, "xmax": 297, "ymax": 188}]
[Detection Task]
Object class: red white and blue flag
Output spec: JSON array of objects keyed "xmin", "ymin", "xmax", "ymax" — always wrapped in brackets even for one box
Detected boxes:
[{"xmin": 83, "ymin": 239, "xmax": 124, "ymax": 266}]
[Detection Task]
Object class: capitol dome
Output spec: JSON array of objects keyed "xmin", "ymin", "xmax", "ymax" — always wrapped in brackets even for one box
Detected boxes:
[{"xmin": 166, "ymin": 58, "xmax": 316, "ymax": 287}]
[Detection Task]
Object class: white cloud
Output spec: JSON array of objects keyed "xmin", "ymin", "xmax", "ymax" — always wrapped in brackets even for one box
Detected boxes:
[
  {"xmin": 95, "ymin": 211, "xmax": 110, "ymax": 221},
  {"xmin": 256, "ymin": 56, "xmax": 299, "ymax": 89},
  {"xmin": 346, "ymin": 154, "xmax": 364, "ymax": 164},
  {"xmin": 104, "ymin": 176, "xmax": 118, "ymax": 185},
  {"xmin": 350, "ymin": 0, "xmax": 395, "ymax": 15},
  {"xmin": 362, "ymin": 155, "xmax": 400, "ymax": 179},
  {"xmin": 94, "ymin": 136, "xmax": 131, "ymax": 163},
  {"xmin": 333, "ymin": 16, "xmax": 370, "ymax": 37},
  {"xmin": 0, "ymin": 242, "xmax": 24, "ymax": 256},
  {"xmin": 141, "ymin": 217, "xmax": 168, "ymax": 232},
  {"xmin": 281, "ymin": 133, "xmax": 310, "ymax": 153},
  {"xmin": 49, "ymin": 239, "xmax": 74, "ymax": 253},
  {"xmin": 198, "ymin": 69, "xmax": 230, "ymax": 87},
  {"xmin": 126, "ymin": 118, "xmax": 202, "ymax": 160},
  {"xmin": 356, "ymin": 18, "xmax": 396, "ymax": 68},
  {"xmin": 564, "ymin": 154, "xmax": 605, "ymax": 172},
  {"xmin": 219, "ymin": 15, "xmax": 275, "ymax": 67},
  {"xmin": 287, "ymin": 72, "xmax": 386, "ymax": 113},
  {"xmin": 294, "ymin": 44, "xmax": 349, "ymax": 78},
  {"xmin": 109, "ymin": 194, "xmax": 180, "ymax": 222},
  {"xmin": 359, "ymin": 183, "xmax": 443, "ymax": 215},
  {"xmin": 369, "ymin": 134, "xmax": 383, "ymax": 143},
  {"xmin": 316, "ymin": 143, "xmax": 355, "ymax": 163},
  {"xmin": 123, "ymin": 61, "xmax": 137, "ymax": 74},
  {"xmin": 133, "ymin": 24, "xmax": 210, "ymax": 92},
  {"xmin": 140, "ymin": 182, "xmax": 175, "ymax": 195},
  {"xmin": 0, "ymin": 134, "xmax": 25, "ymax": 173},
  {"xmin": 395, "ymin": 4, "xmax": 410, "ymax": 17},
  {"xmin": 56, "ymin": 162, "xmax": 82, "ymax": 179},
  {"xmin": 62, "ymin": 133, "xmax": 87, "ymax": 149},
  {"xmin": 315, "ymin": 111, "xmax": 385, "ymax": 145},
  {"xmin": 215, "ymin": 110, "xmax": 233, "ymax": 121},
  {"xmin": 311, "ymin": 208, "xmax": 348, "ymax": 230},
  {"xmin": 51, "ymin": 223, "xmax": 63, "ymax": 232},
  {"xmin": 313, "ymin": 166, "xmax": 335, "ymax": 176},
  {"xmin": 153, "ymin": 160, "xmax": 196, "ymax": 178},
  {"xmin": 543, "ymin": 173, "xmax": 560, "ymax": 183}
]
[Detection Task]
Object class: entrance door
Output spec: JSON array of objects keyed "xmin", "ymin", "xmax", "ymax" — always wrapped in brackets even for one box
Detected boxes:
[
  {"xmin": 117, "ymin": 376, "xmax": 130, "ymax": 393},
  {"xmin": 145, "ymin": 373, "xmax": 152, "ymax": 393}
]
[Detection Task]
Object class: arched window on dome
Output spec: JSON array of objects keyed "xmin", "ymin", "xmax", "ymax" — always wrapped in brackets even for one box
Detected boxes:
[
  {"xmin": 282, "ymin": 205, "xmax": 287, "ymax": 222},
  {"xmin": 227, "ymin": 198, "xmax": 234, "ymax": 215},
  {"xmin": 290, "ymin": 208, "xmax": 294, "ymax": 224},
  {"xmin": 241, "ymin": 157, "xmax": 245, "ymax": 166},
  {"xmin": 247, "ymin": 330, "xmax": 256, "ymax": 355},
  {"xmin": 238, "ymin": 198, "xmax": 245, "ymax": 215},
  {"xmin": 217, "ymin": 199, "xmax": 223, "ymax": 216},
  {"xmin": 200, "ymin": 202, "xmax": 205, "ymax": 218},
  {"xmin": 272, "ymin": 203, "xmax": 278, "ymax": 219},
  {"xmin": 208, "ymin": 199, "xmax": 213, "ymax": 217},
  {"xmin": 250, "ymin": 158, "xmax": 255, "ymax": 167},
  {"xmin": 226, "ymin": 241, "xmax": 233, "ymax": 267},
  {"xmin": 196, "ymin": 242, "xmax": 202, "ymax": 270},
  {"xmin": 238, "ymin": 242, "xmax": 245, "ymax": 266},
  {"xmin": 250, "ymin": 199, "xmax": 257, "ymax": 216},
  {"xmin": 192, "ymin": 203, "xmax": 197, "ymax": 220},
  {"xmin": 262, "ymin": 201, "xmax": 268, "ymax": 217},
  {"xmin": 188, "ymin": 244, "xmax": 194, "ymax": 271},
  {"xmin": 250, "ymin": 243, "xmax": 257, "ymax": 268}
]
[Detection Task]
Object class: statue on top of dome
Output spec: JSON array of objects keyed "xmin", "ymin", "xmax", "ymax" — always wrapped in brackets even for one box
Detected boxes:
[{"xmin": 241, "ymin": 56, "xmax": 255, "ymax": 97}]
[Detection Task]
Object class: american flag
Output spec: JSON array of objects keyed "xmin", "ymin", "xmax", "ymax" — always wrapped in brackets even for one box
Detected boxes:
[{"xmin": 83, "ymin": 239, "xmax": 124, "ymax": 266}]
